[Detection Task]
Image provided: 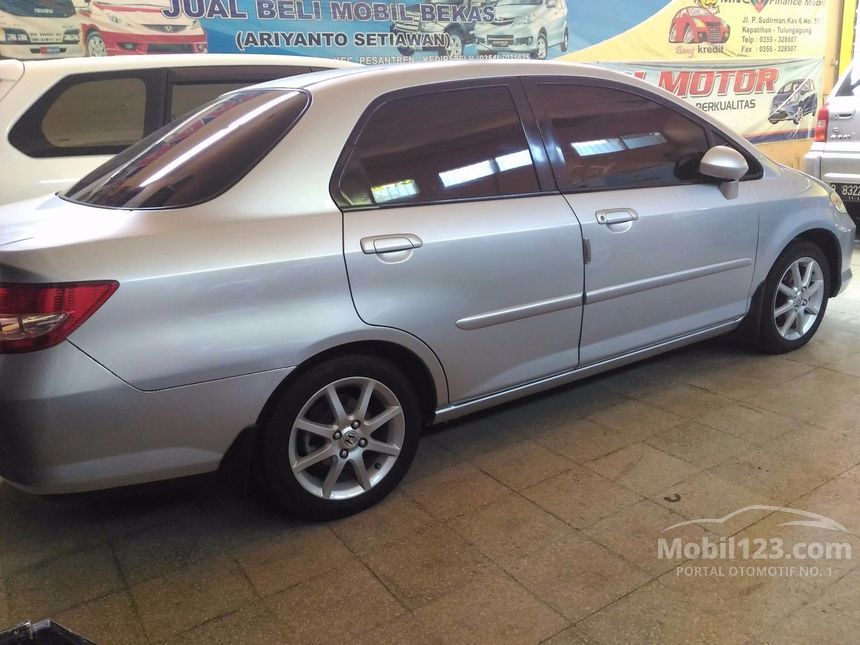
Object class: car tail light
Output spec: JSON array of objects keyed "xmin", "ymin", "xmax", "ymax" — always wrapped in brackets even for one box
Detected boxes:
[
  {"xmin": 0, "ymin": 281, "xmax": 118, "ymax": 354},
  {"xmin": 814, "ymin": 103, "xmax": 829, "ymax": 142}
]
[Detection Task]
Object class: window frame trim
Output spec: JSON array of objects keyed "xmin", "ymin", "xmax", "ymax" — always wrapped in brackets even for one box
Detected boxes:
[
  {"xmin": 520, "ymin": 75, "xmax": 763, "ymax": 195},
  {"xmin": 329, "ymin": 77, "xmax": 558, "ymax": 212},
  {"xmin": 9, "ymin": 69, "xmax": 167, "ymax": 159}
]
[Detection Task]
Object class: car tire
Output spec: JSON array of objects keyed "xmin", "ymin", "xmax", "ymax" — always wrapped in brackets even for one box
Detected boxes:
[
  {"xmin": 755, "ymin": 240, "xmax": 830, "ymax": 354},
  {"xmin": 531, "ymin": 32, "xmax": 548, "ymax": 59},
  {"xmin": 793, "ymin": 107, "xmax": 804, "ymax": 125},
  {"xmin": 768, "ymin": 116, "xmax": 780, "ymax": 124},
  {"xmin": 262, "ymin": 354, "xmax": 422, "ymax": 520},
  {"xmin": 86, "ymin": 31, "xmax": 108, "ymax": 57},
  {"xmin": 669, "ymin": 24, "xmax": 679, "ymax": 43},
  {"xmin": 397, "ymin": 46, "xmax": 415, "ymax": 56},
  {"xmin": 560, "ymin": 26, "xmax": 569, "ymax": 52},
  {"xmin": 441, "ymin": 29, "xmax": 464, "ymax": 58}
]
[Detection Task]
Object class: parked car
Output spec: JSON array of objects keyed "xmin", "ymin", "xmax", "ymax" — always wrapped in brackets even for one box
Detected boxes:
[
  {"xmin": 769, "ymin": 78, "xmax": 817, "ymax": 125},
  {"xmin": 0, "ymin": 0, "xmax": 82, "ymax": 59},
  {"xmin": 804, "ymin": 66, "xmax": 860, "ymax": 224},
  {"xmin": 0, "ymin": 61, "xmax": 854, "ymax": 519},
  {"xmin": 390, "ymin": 0, "xmax": 494, "ymax": 58},
  {"xmin": 475, "ymin": 0, "xmax": 568, "ymax": 59},
  {"xmin": 0, "ymin": 54, "xmax": 358, "ymax": 204},
  {"xmin": 74, "ymin": 0, "xmax": 205, "ymax": 56},
  {"xmin": 668, "ymin": 6, "xmax": 730, "ymax": 44}
]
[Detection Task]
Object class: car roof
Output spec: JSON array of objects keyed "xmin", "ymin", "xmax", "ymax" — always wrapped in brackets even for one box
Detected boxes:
[
  {"xmin": 254, "ymin": 59, "xmax": 653, "ymax": 96},
  {"xmin": 13, "ymin": 53, "xmax": 359, "ymax": 75}
]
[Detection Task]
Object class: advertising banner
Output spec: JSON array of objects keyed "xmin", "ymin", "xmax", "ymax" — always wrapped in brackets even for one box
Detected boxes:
[{"xmin": 0, "ymin": 0, "xmax": 832, "ymax": 140}]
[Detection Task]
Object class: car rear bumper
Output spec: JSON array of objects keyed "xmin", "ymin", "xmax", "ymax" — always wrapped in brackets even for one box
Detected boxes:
[{"xmin": 0, "ymin": 341, "xmax": 289, "ymax": 494}]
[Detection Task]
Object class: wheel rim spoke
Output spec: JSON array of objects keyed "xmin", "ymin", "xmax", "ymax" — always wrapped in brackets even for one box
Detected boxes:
[
  {"xmin": 352, "ymin": 457, "xmax": 372, "ymax": 491},
  {"xmin": 779, "ymin": 310, "xmax": 798, "ymax": 336},
  {"xmin": 365, "ymin": 405, "xmax": 402, "ymax": 432},
  {"xmin": 293, "ymin": 445, "xmax": 333, "ymax": 473},
  {"xmin": 322, "ymin": 458, "xmax": 347, "ymax": 499},
  {"xmin": 774, "ymin": 301, "xmax": 794, "ymax": 318},
  {"xmin": 294, "ymin": 418, "xmax": 335, "ymax": 439},
  {"xmin": 801, "ymin": 261, "xmax": 813, "ymax": 287},
  {"xmin": 355, "ymin": 380, "xmax": 375, "ymax": 421},
  {"xmin": 325, "ymin": 385, "xmax": 349, "ymax": 426},
  {"xmin": 778, "ymin": 283, "xmax": 795, "ymax": 297},
  {"xmin": 806, "ymin": 303, "xmax": 820, "ymax": 316},
  {"xmin": 791, "ymin": 261, "xmax": 803, "ymax": 289},
  {"xmin": 806, "ymin": 281, "xmax": 822, "ymax": 298},
  {"xmin": 366, "ymin": 438, "xmax": 401, "ymax": 457}
]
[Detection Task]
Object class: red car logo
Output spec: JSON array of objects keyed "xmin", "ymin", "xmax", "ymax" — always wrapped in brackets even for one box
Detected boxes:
[{"xmin": 669, "ymin": 6, "xmax": 731, "ymax": 44}]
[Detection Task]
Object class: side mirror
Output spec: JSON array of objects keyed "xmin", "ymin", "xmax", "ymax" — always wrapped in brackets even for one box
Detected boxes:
[
  {"xmin": 699, "ymin": 145, "xmax": 749, "ymax": 200},
  {"xmin": 547, "ymin": 0, "xmax": 558, "ymax": 7}
]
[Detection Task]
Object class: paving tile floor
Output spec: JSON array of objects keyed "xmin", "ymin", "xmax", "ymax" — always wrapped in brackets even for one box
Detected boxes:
[{"xmin": 3, "ymin": 247, "xmax": 860, "ymax": 644}]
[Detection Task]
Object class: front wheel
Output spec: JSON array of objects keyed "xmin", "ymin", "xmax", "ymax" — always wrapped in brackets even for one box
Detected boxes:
[
  {"xmin": 793, "ymin": 107, "xmax": 804, "ymax": 125},
  {"xmin": 755, "ymin": 240, "xmax": 829, "ymax": 353},
  {"xmin": 531, "ymin": 32, "xmax": 548, "ymax": 60},
  {"xmin": 262, "ymin": 355, "xmax": 422, "ymax": 519},
  {"xmin": 560, "ymin": 26, "xmax": 569, "ymax": 52},
  {"xmin": 441, "ymin": 30, "xmax": 464, "ymax": 58},
  {"xmin": 86, "ymin": 31, "xmax": 107, "ymax": 57}
]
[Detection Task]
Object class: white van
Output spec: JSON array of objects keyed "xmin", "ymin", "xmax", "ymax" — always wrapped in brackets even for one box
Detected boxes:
[{"xmin": 0, "ymin": 0, "xmax": 83, "ymax": 59}]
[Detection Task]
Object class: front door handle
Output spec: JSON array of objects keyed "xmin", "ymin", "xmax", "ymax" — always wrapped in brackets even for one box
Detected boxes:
[
  {"xmin": 595, "ymin": 209, "xmax": 638, "ymax": 225},
  {"xmin": 833, "ymin": 110, "xmax": 856, "ymax": 120},
  {"xmin": 360, "ymin": 234, "xmax": 423, "ymax": 254}
]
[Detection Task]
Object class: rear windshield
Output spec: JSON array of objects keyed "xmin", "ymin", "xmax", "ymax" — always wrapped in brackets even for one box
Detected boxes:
[{"xmin": 63, "ymin": 89, "xmax": 309, "ymax": 210}]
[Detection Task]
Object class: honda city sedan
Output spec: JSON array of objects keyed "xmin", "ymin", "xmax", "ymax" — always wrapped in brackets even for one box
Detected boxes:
[{"xmin": 0, "ymin": 61, "xmax": 854, "ymax": 519}]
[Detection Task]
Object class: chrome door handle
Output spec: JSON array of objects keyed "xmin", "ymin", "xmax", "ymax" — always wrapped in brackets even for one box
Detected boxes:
[
  {"xmin": 360, "ymin": 234, "xmax": 423, "ymax": 254},
  {"xmin": 833, "ymin": 111, "xmax": 855, "ymax": 119},
  {"xmin": 596, "ymin": 209, "xmax": 638, "ymax": 225}
]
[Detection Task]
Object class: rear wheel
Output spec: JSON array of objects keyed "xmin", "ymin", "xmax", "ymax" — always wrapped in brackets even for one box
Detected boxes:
[
  {"xmin": 755, "ymin": 240, "xmax": 829, "ymax": 353},
  {"xmin": 683, "ymin": 26, "xmax": 694, "ymax": 43},
  {"xmin": 263, "ymin": 355, "xmax": 422, "ymax": 519},
  {"xmin": 560, "ymin": 26, "xmax": 569, "ymax": 52}
]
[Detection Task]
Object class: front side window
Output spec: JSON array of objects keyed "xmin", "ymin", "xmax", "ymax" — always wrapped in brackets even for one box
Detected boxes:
[
  {"xmin": 337, "ymin": 85, "xmax": 539, "ymax": 208},
  {"xmin": 64, "ymin": 89, "xmax": 309, "ymax": 210},
  {"xmin": 536, "ymin": 84, "xmax": 711, "ymax": 191}
]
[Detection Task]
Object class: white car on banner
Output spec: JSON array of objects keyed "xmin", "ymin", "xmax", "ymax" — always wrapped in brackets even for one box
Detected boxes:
[
  {"xmin": 0, "ymin": 0, "xmax": 83, "ymax": 59},
  {"xmin": 475, "ymin": 0, "xmax": 568, "ymax": 60},
  {"xmin": 74, "ymin": 0, "xmax": 206, "ymax": 56}
]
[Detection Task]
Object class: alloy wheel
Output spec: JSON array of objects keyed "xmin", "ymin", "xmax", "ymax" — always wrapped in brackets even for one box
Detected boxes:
[
  {"xmin": 87, "ymin": 33, "xmax": 107, "ymax": 57},
  {"xmin": 446, "ymin": 33, "xmax": 463, "ymax": 58},
  {"xmin": 288, "ymin": 377, "xmax": 405, "ymax": 500},
  {"xmin": 773, "ymin": 256, "xmax": 825, "ymax": 340}
]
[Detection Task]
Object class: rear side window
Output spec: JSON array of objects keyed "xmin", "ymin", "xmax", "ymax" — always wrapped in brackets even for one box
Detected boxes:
[
  {"xmin": 336, "ymin": 85, "xmax": 539, "ymax": 208},
  {"xmin": 63, "ymin": 89, "xmax": 309, "ymax": 210},
  {"xmin": 536, "ymin": 84, "xmax": 711, "ymax": 191},
  {"xmin": 170, "ymin": 82, "xmax": 255, "ymax": 120},
  {"xmin": 10, "ymin": 73, "xmax": 156, "ymax": 158}
]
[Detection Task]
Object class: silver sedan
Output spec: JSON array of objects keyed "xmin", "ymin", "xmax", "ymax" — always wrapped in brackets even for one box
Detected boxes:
[{"xmin": 0, "ymin": 61, "xmax": 854, "ymax": 519}]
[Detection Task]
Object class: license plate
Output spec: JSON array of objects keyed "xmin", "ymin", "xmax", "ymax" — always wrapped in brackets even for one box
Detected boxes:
[
  {"xmin": 39, "ymin": 47, "xmax": 63, "ymax": 55},
  {"xmin": 831, "ymin": 183, "xmax": 860, "ymax": 202},
  {"xmin": 490, "ymin": 39, "xmax": 512, "ymax": 47}
]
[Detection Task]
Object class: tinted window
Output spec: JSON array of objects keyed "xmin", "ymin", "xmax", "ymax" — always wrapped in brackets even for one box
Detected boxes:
[
  {"xmin": 64, "ymin": 89, "xmax": 308, "ymax": 210},
  {"xmin": 337, "ymin": 85, "xmax": 539, "ymax": 207},
  {"xmin": 11, "ymin": 74, "xmax": 153, "ymax": 157},
  {"xmin": 41, "ymin": 78, "xmax": 146, "ymax": 149},
  {"xmin": 170, "ymin": 82, "xmax": 252, "ymax": 121},
  {"xmin": 537, "ymin": 84, "xmax": 711, "ymax": 191}
]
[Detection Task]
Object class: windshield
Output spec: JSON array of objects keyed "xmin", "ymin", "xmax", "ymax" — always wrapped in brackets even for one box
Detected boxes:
[
  {"xmin": 778, "ymin": 81, "xmax": 802, "ymax": 93},
  {"xmin": 63, "ymin": 89, "xmax": 309, "ymax": 210},
  {"xmin": 688, "ymin": 8, "xmax": 712, "ymax": 16},
  {"xmin": 0, "ymin": 0, "xmax": 76, "ymax": 18}
]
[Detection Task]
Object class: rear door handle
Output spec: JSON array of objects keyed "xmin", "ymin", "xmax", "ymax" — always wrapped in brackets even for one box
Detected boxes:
[
  {"xmin": 360, "ymin": 234, "xmax": 423, "ymax": 254},
  {"xmin": 596, "ymin": 209, "xmax": 638, "ymax": 225}
]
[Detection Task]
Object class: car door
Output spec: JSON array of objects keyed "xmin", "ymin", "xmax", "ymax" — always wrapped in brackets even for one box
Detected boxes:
[
  {"xmin": 525, "ymin": 79, "xmax": 759, "ymax": 365},
  {"xmin": 336, "ymin": 80, "xmax": 585, "ymax": 402}
]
